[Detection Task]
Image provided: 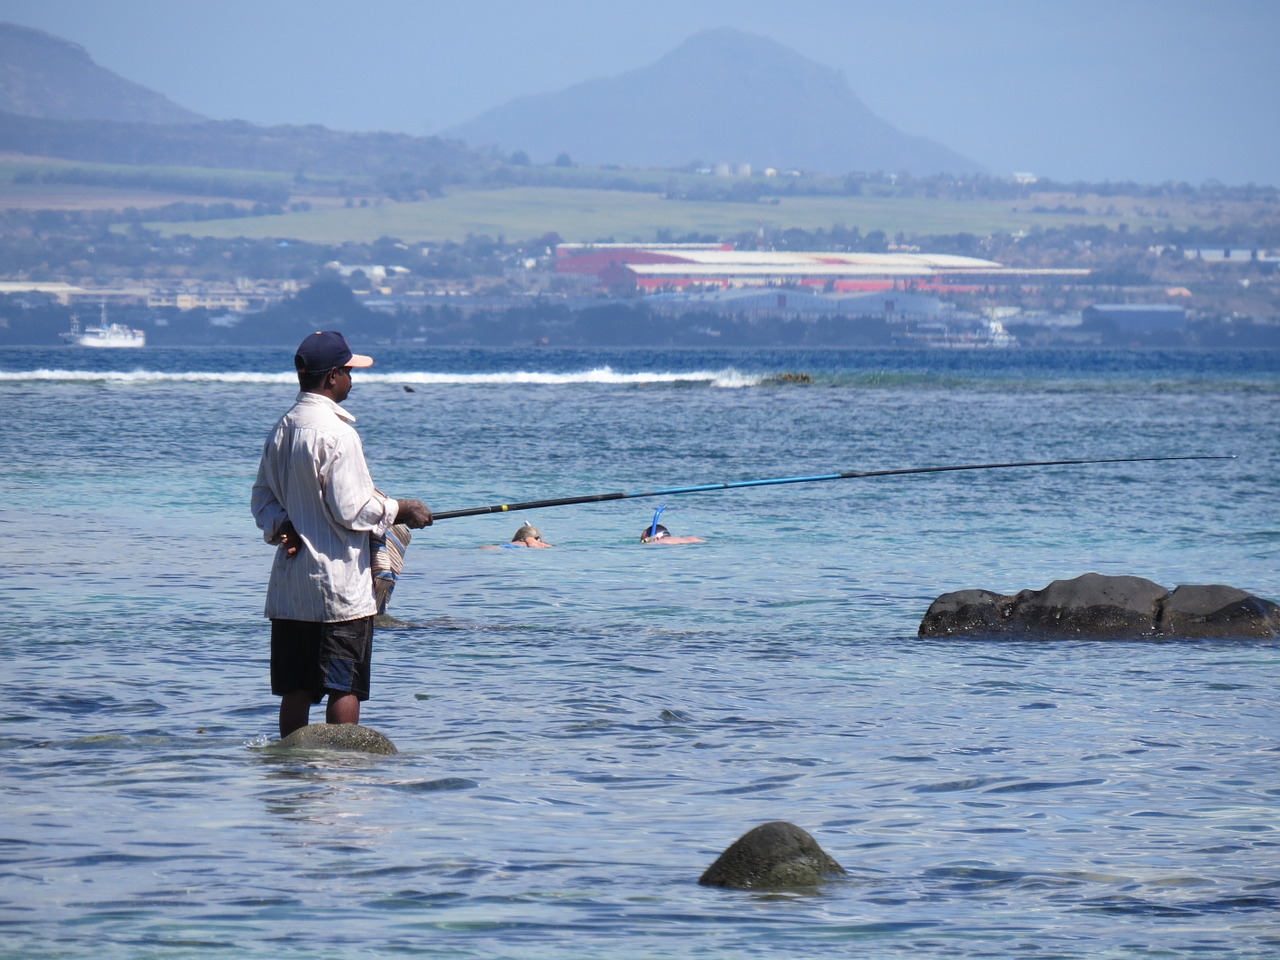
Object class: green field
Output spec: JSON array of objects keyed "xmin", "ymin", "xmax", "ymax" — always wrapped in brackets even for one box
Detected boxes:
[
  {"xmin": 0, "ymin": 157, "xmax": 352, "ymax": 209},
  {"xmin": 143, "ymin": 185, "xmax": 1256, "ymax": 245},
  {"xmin": 0, "ymin": 156, "xmax": 307, "ymax": 188},
  {"xmin": 1, "ymin": 154, "xmax": 1270, "ymax": 244}
]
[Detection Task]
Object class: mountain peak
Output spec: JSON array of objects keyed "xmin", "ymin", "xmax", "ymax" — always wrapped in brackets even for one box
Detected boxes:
[
  {"xmin": 660, "ymin": 25, "xmax": 843, "ymax": 78},
  {"xmin": 0, "ymin": 21, "xmax": 205, "ymax": 124},
  {"xmin": 641, "ymin": 27, "xmax": 859, "ymax": 103},
  {"xmin": 665, "ymin": 26, "xmax": 805, "ymax": 59},
  {"xmin": 445, "ymin": 28, "xmax": 980, "ymax": 176}
]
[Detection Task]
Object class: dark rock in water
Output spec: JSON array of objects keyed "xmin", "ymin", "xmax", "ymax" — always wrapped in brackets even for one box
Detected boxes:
[
  {"xmin": 699, "ymin": 821, "xmax": 846, "ymax": 890},
  {"xmin": 1011, "ymin": 574, "xmax": 1167, "ymax": 637},
  {"xmin": 1161, "ymin": 584, "xmax": 1280, "ymax": 638},
  {"xmin": 916, "ymin": 588, "xmax": 1012, "ymax": 636},
  {"xmin": 274, "ymin": 723, "xmax": 398, "ymax": 754},
  {"xmin": 767, "ymin": 371, "xmax": 813, "ymax": 384},
  {"xmin": 919, "ymin": 572, "xmax": 1280, "ymax": 640}
]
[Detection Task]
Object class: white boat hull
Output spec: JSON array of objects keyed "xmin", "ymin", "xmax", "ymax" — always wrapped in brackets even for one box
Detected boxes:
[
  {"xmin": 60, "ymin": 309, "xmax": 146, "ymax": 348},
  {"xmin": 62, "ymin": 330, "xmax": 147, "ymax": 348}
]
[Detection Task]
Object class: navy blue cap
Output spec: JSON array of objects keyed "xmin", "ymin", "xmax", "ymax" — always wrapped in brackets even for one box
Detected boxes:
[{"xmin": 294, "ymin": 330, "xmax": 374, "ymax": 374}]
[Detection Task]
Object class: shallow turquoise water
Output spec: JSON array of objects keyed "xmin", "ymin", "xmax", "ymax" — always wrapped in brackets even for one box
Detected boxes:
[{"xmin": 1, "ymin": 347, "xmax": 1278, "ymax": 958}]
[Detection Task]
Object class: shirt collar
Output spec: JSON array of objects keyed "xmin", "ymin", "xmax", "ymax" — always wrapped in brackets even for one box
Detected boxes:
[{"xmin": 295, "ymin": 390, "xmax": 356, "ymax": 423}]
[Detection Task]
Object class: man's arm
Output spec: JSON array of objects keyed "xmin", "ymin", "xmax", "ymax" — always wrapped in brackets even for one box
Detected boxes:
[
  {"xmin": 250, "ymin": 455, "xmax": 290, "ymax": 544},
  {"xmin": 325, "ymin": 433, "xmax": 432, "ymax": 534}
]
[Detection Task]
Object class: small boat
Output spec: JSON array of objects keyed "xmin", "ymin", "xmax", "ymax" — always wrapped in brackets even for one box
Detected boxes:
[
  {"xmin": 60, "ymin": 304, "xmax": 146, "ymax": 348},
  {"xmin": 911, "ymin": 319, "xmax": 1018, "ymax": 350}
]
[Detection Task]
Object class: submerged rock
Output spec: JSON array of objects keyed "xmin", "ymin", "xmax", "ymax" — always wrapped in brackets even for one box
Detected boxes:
[
  {"xmin": 274, "ymin": 723, "xmax": 398, "ymax": 754},
  {"xmin": 919, "ymin": 572, "xmax": 1280, "ymax": 640},
  {"xmin": 699, "ymin": 821, "xmax": 846, "ymax": 890},
  {"xmin": 771, "ymin": 371, "xmax": 813, "ymax": 384}
]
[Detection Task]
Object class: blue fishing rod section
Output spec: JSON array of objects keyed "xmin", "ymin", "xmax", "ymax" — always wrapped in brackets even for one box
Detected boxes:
[{"xmin": 430, "ymin": 454, "xmax": 1233, "ymax": 521}]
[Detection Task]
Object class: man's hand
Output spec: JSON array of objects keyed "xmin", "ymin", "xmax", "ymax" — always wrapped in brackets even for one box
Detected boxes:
[
  {"xmin": 277, "ymin": 519, "xmax": 300, "ymax": 557},
  {"xmin": 396, "ymin": 498, "xmax": 433, "ymax": 528}
]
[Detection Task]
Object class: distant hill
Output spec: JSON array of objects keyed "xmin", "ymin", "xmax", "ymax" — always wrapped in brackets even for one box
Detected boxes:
[
  {"xmin": 444, "ymin": 27, "xmax": 983, "ymax": 177},
  {"xmin": 0, "ymin": 110, "xmax": 485, "ymax": 181},
  {"xmin": 0, "ymin": 20, "xmax": 975, "ymax": 189},
  {"xmin": 0, "ymin": 21, "xmax": 485, "ymax": 182},
  {"xmin": 0, "ymin": 22, "xmax": 205, "ymax": 124}
]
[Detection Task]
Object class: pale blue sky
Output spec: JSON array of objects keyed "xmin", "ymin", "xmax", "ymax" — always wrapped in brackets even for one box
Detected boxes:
[{"xmin": 2, "ymin": 0, "xmax": 1277, "ymax": 185}]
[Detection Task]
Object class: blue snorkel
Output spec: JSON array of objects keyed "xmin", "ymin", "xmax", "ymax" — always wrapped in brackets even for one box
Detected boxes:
[{"xmin": 648, "ymin": 504, "xmax": 666, "ymax": 542}]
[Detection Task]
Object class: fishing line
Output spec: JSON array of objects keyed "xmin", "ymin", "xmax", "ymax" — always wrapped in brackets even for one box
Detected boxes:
[{"xmin": 430, "ymin": 454, "xmax": 1234, "ymax": 521}]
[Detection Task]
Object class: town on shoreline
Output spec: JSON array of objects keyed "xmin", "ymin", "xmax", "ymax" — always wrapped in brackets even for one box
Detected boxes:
[{"xmin": 2, "ymin": 166, "xmax": 1278, "ymax": 349}]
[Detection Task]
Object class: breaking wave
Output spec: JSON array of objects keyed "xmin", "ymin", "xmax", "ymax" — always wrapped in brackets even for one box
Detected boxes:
[{"xmin": 0, "ymin": 365, "xmax": 765, "ymax": 388}]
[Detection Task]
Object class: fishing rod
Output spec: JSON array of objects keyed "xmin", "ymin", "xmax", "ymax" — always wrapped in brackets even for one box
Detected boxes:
[{"xmin": 430, "ymin": 454, "xmax": 1234, "ymax": 521}]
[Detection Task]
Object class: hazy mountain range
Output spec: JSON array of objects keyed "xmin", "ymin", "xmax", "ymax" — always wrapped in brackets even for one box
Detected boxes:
[{"xmin": 0, "ymin": 21, "xmax": 980, "ymax": 178}]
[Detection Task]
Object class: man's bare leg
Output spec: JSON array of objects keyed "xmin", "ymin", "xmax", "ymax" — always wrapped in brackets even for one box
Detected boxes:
[
  {"xmin": 279, "ymin": 690, "xmax": 312, "ymax": 738},
  {"xmin": 326, "ymin": 692, "xmax": 360, "ymax": 725}
]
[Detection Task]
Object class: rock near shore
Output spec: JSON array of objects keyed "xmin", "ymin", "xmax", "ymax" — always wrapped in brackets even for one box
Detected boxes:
[
  {"xmin": 699, "ymin": 821, "xmax": 846, "ymax": 890},
  {"xmin": 919, "ymin": 572, "xmax": 1280, "ymax": 640},
  {"xmin": 273, "ymin": 723, "xmax": 398, "ymax": 754}
]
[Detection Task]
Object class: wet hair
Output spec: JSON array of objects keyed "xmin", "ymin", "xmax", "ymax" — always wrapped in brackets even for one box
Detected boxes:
[
  {"xmin": 512, "ymin": 524, "xmax": 542, "ymax": 542},
  {"xmin": 640, "ymin": 523, "xmax": 669, "ymax": 543}
]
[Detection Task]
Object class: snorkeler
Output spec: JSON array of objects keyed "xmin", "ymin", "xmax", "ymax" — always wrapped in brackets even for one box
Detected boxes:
[
  {"xmin": 639, "ymin": 506, "xmax": 704, "ymax": 544},
  {"xmin": 482, "ymin": 524, "xmax": 551, "ymax": 549},
  {"xmin": 509, "ymin": 524, "xmax": 549, "ymax": 547}
]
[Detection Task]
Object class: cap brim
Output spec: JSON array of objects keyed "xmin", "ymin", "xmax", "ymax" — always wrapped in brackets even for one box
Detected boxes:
[{"xmin": 348, "ymin": 353, "xmax": 374, "ymax": 368}]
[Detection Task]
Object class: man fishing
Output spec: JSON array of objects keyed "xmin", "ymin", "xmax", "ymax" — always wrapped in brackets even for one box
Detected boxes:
[{"xmin": 251, "ymin": 331, "xmax": 433, "ymax": 738}]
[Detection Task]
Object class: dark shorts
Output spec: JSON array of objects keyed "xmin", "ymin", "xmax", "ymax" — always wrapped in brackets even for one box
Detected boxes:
[{"xmin": 270, "ymin": 617, "xmax": 374, "ymax": 703}]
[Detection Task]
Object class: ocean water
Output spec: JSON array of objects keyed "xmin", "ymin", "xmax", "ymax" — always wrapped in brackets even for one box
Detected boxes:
[{"xmin": 1, "ymin": 346, "xmax": 1278, "ymax": 959}]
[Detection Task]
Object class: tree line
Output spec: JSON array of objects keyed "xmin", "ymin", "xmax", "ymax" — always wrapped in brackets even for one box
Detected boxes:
[{"xmin": 5, "ymin": 109, "xmax": 1277, "ymax": 206}]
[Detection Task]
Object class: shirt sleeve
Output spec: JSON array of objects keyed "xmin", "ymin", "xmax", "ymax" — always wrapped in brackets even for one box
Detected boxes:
[
  {"xmin": 323, "ymin": 430, "xmax": 398, "ymax": 536},
  {"xmin": 251, "ymin": 444, "xmax": 289, "ymax": 543}
]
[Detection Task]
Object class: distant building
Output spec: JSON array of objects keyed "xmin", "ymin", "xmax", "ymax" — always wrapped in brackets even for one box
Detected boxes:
[
  {"xmin": 554, "ymin": 242, "xmax": 733, "ymax": 279},
  {"xmin": 0, "ymin": 281, "xmax": 85, "ymax": 304},
  {"xmin": 146, "ymin": 291, "xmax": 273, "ymax": 312},
  {"xmin": 1083, "ymin": 304, "xmax": 1186, "ymax": 332},
  {"xmin": 1183, "ymin": 248, "xmax": 1280, "ymax": 263},
  {"xmin": 555, "ymin": 243, "xmax": 1088, "ymax": 294},
  {"xmin": 648, "ymin": 287, "xmax": 949, "ymax": 321},
  {"xmin": 642, "ymin": 285, "xmax": 1016, "ymax": 347}
]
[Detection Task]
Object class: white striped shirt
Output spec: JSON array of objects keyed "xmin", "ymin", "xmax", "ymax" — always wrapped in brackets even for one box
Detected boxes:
[{"xmin": 251, "ymin": 391, "xmax": 398, "ymax": 622}]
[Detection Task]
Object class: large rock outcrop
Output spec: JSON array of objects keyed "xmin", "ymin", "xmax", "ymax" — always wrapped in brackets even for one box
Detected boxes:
[
  {"xmin": 699, "ymin": 821, "xmax": 846, "ymax": 890},
  {"xmin": 919, "ymin": 573, "xmax": 1280, "ymax": 640}
]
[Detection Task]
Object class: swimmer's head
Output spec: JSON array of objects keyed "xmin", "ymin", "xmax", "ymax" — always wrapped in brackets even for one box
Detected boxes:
[
  {"xmin": 642, "ymin": 505, "xmax": 668, "ymax": 543},
  {"xmin": 640, "ymin": 523, "xmax": 669, "ymax": 543},
  {"xmin": 512, "ymin": 524, "xmax": 542, "ymax": 543}
]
